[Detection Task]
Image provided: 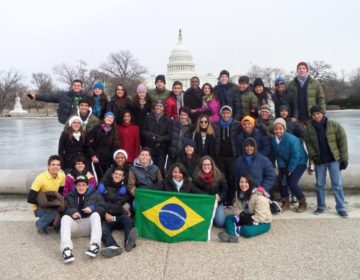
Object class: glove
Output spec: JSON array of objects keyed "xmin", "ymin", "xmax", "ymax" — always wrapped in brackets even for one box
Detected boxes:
[
  {"xmin": 340, "ymin": 160, "xmax": 348, "ymax": 170},
  {"xmin": 312, "ymin": 156, "xmax": 322, "ymax": 165},
  {"xmin": 238, "ymin": 212, "xmax": 253, "ymax": 226},
  {"xmin": 152, "ymin": 135, "xmax": 159, "ymax": 143}
]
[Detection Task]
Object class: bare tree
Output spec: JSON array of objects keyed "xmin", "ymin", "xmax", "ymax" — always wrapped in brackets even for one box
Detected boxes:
[
  {"xmin": 309, "ymin": 60, "xmax": 336, "ymax": 83},
  {"xmin": 0, "ymin": 70, "xmax": 26, "ymax": 113},
  {"xmin": 52, "ymin": 59, "xmax": 89, "ymax": 89},
  {"xmin": 30, "ymin": 72, "xmax": 55, "ymax": 114},
  {"xmin": 246, "ymin": 64, "xmax": 262, "ymax": 83}
]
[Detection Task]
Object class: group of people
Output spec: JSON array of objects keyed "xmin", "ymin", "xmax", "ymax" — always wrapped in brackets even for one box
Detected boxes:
[{"xmin": 27, "ymin": 61, "xmax": 349, "ymax": 263}]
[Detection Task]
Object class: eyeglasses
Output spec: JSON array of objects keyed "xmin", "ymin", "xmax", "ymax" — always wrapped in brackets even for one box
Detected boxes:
[
  {"xmin": 200, "ymin": 120, "xmax": 208, "ymax": 124},
  {"xmin": 275, "ymin": 82, "xmax": 285, "ymax": 86}
]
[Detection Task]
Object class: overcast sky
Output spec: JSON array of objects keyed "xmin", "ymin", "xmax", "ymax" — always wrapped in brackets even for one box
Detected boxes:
[{"xmin": 1, "ymin": 0, "xmax": 359, "ymax": 85}]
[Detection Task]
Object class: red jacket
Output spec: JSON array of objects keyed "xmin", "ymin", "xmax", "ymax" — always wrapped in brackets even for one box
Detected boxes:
[
  {"xmin": 165, "ymin": 95, "xmax": 178, "ymax": 119},
  {"xmin": 117, "ymin": 123, "xmax": 140, "ymax": 163}
]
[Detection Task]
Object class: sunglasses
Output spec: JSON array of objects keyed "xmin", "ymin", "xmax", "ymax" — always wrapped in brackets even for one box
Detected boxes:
[
  {"xmin": 275, "ymin": 82, "xmax": 285, "ymax": 86},
  {"xmin": 200, "ymin": 120, "xmax": 208, "ymax": 124}
]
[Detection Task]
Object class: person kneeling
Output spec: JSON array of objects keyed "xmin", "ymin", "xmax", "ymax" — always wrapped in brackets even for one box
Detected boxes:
[
  {"xmin": 60, "ymin": 175, "xmax": 105, "ymax": 263},
  {"xmin": 218, "ymin": 175, "xmax": 272, "ymax": 242},
  {"xmin": 98, "ymin": 167, "xmax": 138, "ymax": 258}
]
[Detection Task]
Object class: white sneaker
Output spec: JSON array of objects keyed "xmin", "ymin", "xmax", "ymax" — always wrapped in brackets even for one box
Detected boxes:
[
  {"xmin": 85, "ymin": 243, "xmax": 99, "ymax": 258},
  {"xmin": 63, "ymin": 247, "xmax": 75, "ymax": 263}
]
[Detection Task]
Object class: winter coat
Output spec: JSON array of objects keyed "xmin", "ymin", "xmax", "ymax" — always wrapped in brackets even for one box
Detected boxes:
[
  {"xmin": 184, "ymin": 88, "xmax": 203, "ymax": 122},
  {"xmin": 148, "ymin": 88, "xmax": 170, "ymax": 105},
  {"xmin": 101, "ymin": 163, "xmax": 131, "ymax": 186},
  {"xmin": 287, "ymin": 76, "xmax": 326, "ymax": 121},
  {"xmin": 117, "ymin": 123, "xmax": 140, "ymax": 163},
  {"xmin": 234, "ymin": 138, "xmax": 275, "ymax": 192},
  {"xmin": 127, "ymin": 158, "xmax": 163, "ymax": 194},
  {"xmin": 64, "ymin": 185, "xmax": 106, "ymax": 218},
  {"xmin": 168, "ymin": 120, "xmax": 193, "ymax": 159},
  {"xmin": 192, "ymin": 174, "xmax": 228, "ymax": 204},
  {"xmin": 165, "ymin": 92, "xmax": 185, "ymax": 119},
  {"xmin": 142, "ymin": 112, "xmax": 172, "ymax": 155},
  {"xmin": 233, "ymin": 189, "xmax": 272, "ymax": 223},
  {"xmin": 213, "ymin": 120, "xmax": 241, "ymax": 157},
  {"xmin": 193, "ymin": 132, "xmax": 216, "ymax": 159},
  {"xmin": 255, "ymin": 118, "xmax": 274, "ymax": 137},
  {"xmin": 106, "ymin": 95, "xmax": 132, "ymax": 125},
  {"xmin": 305, "ymin": 118, "xmax": 348, "ymax": 162},
  {"xmin": 195, "ymin": 97, "xmax": 220, "ymax": 123},
  {"xmin": 128, "ymin": 100, "xmax": 152, "ymax": 130},
  {"xmin": 254, "ymin": 90, "xmax": 275, "ymax": 118},
  {"xmin": 155, "ymin": 177, "xmax": 204, "ymax": 193},
  {"xmin": 89, "ymin": 94, "xmax": 108, "ymax": 120},
  {"xmin": 214, "ymin": 82, "xmax": 241, "ymax": 120},
  {"xmin": 235, "ymin": 127, "xmax": 271, "ymax": 158},
  {"xmin": 272, "ymin": 132, "xmax": 308, "ymax": 173},
  {"xmin": 176, "ymin": 154, "xmax": 200, "ymax": 178},
  {"xmin": 239, "ymin": 88, "xmax": 258, "ymax": 120},
  {"xmin": 64, "ymin": 170, "xmax": 96, "ymax": 197},
  {"xmin": 36, "ymin": 90, "xmax": 89, "ymax": 124},
  {"xmin": 273, "ymin": 89, "xmax": 298, "ymax": 119},
  {"xmin": 284, "ymin": 118, "xmax": 305, "ymax": 140},
  {"xmin": 58, "ymin": 131, "xmax": 87, "ymax": 171}
]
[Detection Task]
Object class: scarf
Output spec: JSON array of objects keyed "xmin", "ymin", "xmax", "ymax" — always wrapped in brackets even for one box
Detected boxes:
[
  {"xmin": 200, "ymin": 170, "xmax": 214, "ymax": 184},
  {"xmin": 176, "ymin": 93, "xmax": 184, "ymax": 115},
  {"xmin": 297, "ymin": 75, "xmax": 309, "ymax": 88},
  {"xmin": 219, "ymin": 117, "xmax": 233, "ymax": 128},
  {"xmin": 93, "ymin": 95, "xmax": 102, "ymax": 117},
  {"xmin": 73, "ymin": 132, "xmax": 81, "ymax": 141},
  {"xmin": 203, "ymin": 94, "xmax": 213, "ymax": 102},
  {"xmin": 101, "ymin": 123, "xmax": 112, "ymax": 135},
  {"xmin": 172, "ymin": 179, "xmax": 184, "ymax": 192},
  {"xmin": 72, "ymin": 96, "xmax": 81, "ymax": 113},
  {"xmin": 117, "ymin": 96, "xmax": 126, "ymax": 105}
]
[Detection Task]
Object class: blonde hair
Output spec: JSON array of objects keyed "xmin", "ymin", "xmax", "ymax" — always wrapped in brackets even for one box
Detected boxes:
[{"xmin": 193, "ymin": 114, "xmax": 215, "ymax": 136}]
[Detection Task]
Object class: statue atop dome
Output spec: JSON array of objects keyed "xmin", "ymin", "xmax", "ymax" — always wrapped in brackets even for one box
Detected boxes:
[{"xmin": 178, "ymin": 29, "xmax": 182, "ymax": 43}]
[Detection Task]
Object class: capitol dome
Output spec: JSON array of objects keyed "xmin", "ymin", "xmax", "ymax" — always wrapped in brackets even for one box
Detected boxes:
[{"xmin": 167, "ymin": 29, "xmax": 195, "ymax": 89}]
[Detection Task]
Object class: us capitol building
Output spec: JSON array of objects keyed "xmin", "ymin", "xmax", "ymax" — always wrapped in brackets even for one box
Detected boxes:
[{"xmin": 145, "ymin": 30, "xmax": 218, "ymax": 90}]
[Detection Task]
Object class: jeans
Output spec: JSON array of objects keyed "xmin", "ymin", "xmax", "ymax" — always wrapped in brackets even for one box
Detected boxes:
[
  {"xmin": 278, "ymin": 164, "xmax": 306, "ymax": 200},
  {"xmin": 315, "ymin": 161, "xmax": 345, "ymax": 212},
  {"xmin": 101, "ymin": 216, "xmax": 134, "ymax": 247},
  {"xmin": 34, "ymin": 208, "xmax": 57, "ymax": 231},
  {"xmin": 213, "ymin": 204, "xmax": 225, "ymax": 227}
]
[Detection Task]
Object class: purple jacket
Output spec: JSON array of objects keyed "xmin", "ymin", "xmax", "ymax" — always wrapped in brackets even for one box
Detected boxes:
[{"xmin": 196, "ymin": 98, "xmax": 220, "ymax": 123}]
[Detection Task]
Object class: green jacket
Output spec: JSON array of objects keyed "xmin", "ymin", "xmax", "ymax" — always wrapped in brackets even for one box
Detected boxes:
[
  {"xmin": 65, "ymin": 112, "xmax": 100, "ymax": 133},
  {"xmin": 305, "ymin": 118, "xmax": 348, "ymax": 162},
  {"xmin": 287, "ymin": 77, "xmax": 326, "ymax": 119},
  {"xmin": 239, "ymin": 88, "xmax": 258, "ymax": 119},
  {"xmin": 148, "ymin": 88, "xmax": 170, "ymax": 105}
]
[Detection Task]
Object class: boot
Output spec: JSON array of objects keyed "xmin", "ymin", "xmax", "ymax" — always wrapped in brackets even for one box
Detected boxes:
[
  {"xmin": 296, "ymin": 197, "xmax": 307, "ymax": 213},
  {"xmin": 281, "ymin": 198, "xmax": 290, "ymax": 211}
]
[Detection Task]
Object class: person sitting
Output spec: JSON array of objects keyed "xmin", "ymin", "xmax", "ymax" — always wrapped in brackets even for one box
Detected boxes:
[
  {"xmin": 218, "ymin": 175, "xmax": 272, "ymax": 242},
  {"xmin": 27, "ymin": 155, "xmax": 65, "ymax": 234},
  {"xmin": 101, "ymin": 149, "xmax": 131, "ymax": 186},
  {"xmin": 98, "ymin": 167, "xmax": 138, "ymax": 258},
  {"xmin": 155, "ymin": 163, "xmax": 204, "ymax": 193},
  {"xmin": 177, "ymin": 138, "xmax": 200, "ymax": 178},
  {"xmin": 60, "ymin": 175, "xmax": 106, "ymax": 263}
]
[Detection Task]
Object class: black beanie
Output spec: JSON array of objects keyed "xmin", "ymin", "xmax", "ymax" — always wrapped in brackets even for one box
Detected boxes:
[
  {"xmin": 238, "ymin": 76, "xmax": 249, "ymax": 84},
  {"xmin": 219, "ymin": 70, "xmax": 230, "ymax": 78},
  {"xmin": 310, "ymin": 105, "xmax": 324, "ymax": 115},
  {"xmin": 253, "ymin": 78, "xmax": 264, "ymax": 87},
  {"xmin": 155, "ymin": 74, "xmax": 166, "ymax": 84}
]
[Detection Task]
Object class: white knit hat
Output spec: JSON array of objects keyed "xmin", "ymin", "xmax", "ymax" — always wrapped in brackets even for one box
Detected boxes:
[
  {"xmin": 68, "ymin": 116, "xmax": 82, "ymax": 126},
  {"xmin": 113, "ymin": 149, "xmax": 128, "ymax": 161},
  {"xmin": 273, "ymin": 118, "xmax": 286, "ymax": 130}
]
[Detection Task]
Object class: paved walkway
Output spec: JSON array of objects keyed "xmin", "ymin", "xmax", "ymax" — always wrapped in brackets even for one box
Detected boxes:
[{"xmin": 1, "ymin": 195, "xmax": 360, "ymax": 280}]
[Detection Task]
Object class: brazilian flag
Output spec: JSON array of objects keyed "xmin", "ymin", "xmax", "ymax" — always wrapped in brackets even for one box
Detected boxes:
[{"xmin": 135, "ymin": 188, "xmax": 216, "ymax": 243}]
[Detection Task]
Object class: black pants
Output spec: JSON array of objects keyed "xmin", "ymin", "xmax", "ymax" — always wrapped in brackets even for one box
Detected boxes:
[
  {"xmin": 152, "ymin": 151, "xmax": 167, "ymax": 175},
  {"xmin": 217, "ymin": 156, "xmax": 235, "ymax": 205},
  {"xmin": 101, "ymin": 216, "xmax": 134, "ymax": 247}
]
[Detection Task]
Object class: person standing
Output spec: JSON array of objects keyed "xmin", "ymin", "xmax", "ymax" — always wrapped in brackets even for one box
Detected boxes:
[
  {"xmin": 273, "ymin": 77, "xmax": 298, "ymax": 120},
  {"xmin": 192, "ymin": 114, "xmax": 216, "ymax": 159},
  {"xmin": 148, "ymin": 75, "xmax": 170, "ymax": 105},
  {"xmin": 305, "ymin": 106, "xmax": 349, "ymax": 217},
  {"xmin": 195, "ymin": 83, "xmax": 220, "ymax": 123},
  {"xmin": 184, "ymin": 76, "xmax": 203, "ymax": 123},
  {"xmin": 253, "ymin": 78, "xmax": 275, "ymax": 118},
  {"xmin": 107, "ymin": 83, "xmax": 132, "ymax": 125},
  {"xmin": 165, "ymin": 81, "xmax": 185, "ymax": 119},
  {"xmin": 238, "ymin": 76, "xmax": 258, "ymax": 120},
  {"xmin": 90, "ymin": 82, "xmax": 108, "ymax": 120}
]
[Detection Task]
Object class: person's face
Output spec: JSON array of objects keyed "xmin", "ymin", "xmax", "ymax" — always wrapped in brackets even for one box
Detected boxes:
[
  {"xmin": 254, "ymin": 85, "xmax": 264, "ymax": 94},
  {"xmin": 154, "ymin": 103, "xmax": 164, "ymax": 114},
  {"xmin": 116, "ymin": 85, "xmax": 125, "ymax": 98},
  {"xmin": 201, "ymin": 159, "xmax": 212, "ymax": 174},
  {"xmin": 172, "ymin": 167, "xmax": 184, "ymax": 182},
  {"xmin": 179, "ymin": 112, "xmax": 189, "ymax": 124},
  {"xmin": 242, "ymin": 121, "xmax": 253, "ymax": 134},
  {"xmin": 199, "ymin": 117, "xmax": 209, "ymax": 129},
  {"xmin": 221, "ymin": 110, "xmax": 232, "ymax": 121},
  {"xmin": 297, "ymin": 65, "xmax": 308, "ymax": 77},
  {"xmin": 79, "ymin": 103, "xmax": 89, "ymax": 115},
  {"xmin": 244, "ymin": 144, "xmax": 255, "ymax": 155},
  {"xmin": 155, "ymin": 80, "xmax": 165, "ymax": 90},
  {"xmin": 280, "ymin": 109, "xmax": 289, "ymax": 119},
  {"xmin": 71, "ymin": 120, "xmax": 82, "ymax": 131},
  {"xmin": 104, "ymin": 115, "xmax": 114, "ymax": 125},
  {"xmin": 172, "ymin": 84, "xmax": 182, "ymax": 96},
  {"xmin": 275, "ymin": 82, "xmax": 286, "ymax": 93},
  {"xmin": 238, "ymin": 82, "xmax": 248, "ymax": 92},
  {"xmin": 112, "ymin": 170, "xmax": 124, "ymax": 183},
  {"xmin": 274, "ymin": 124, "xmax": 285, "ymax": 138},
  {"xmin": 94, "ymin": 88, "xmax": 102, "ymax": 96},
  {"xmin": 123, "ymin": 112, "xmax": 131, "ymax": 124},
  {"xmin": 75, "ymin": 161, "xmax": 86, "ymax": 173},
  {"xmin": 48, "ymin": 160, "xmax": 61, "ymax": 175},
  {"xmin": 203, "ymin": 85, "xmax": 211, "ymax": 95},
  {"xmin": 139, "ymin": 151, "xmax": 151, "ymax": 166},
  {"xmin": 71, "ymin": 82, "xmax": 82, "ymax": 93},
  {"xmin": 75, "ymin": 182, "xmax": 88, "ymax": 194},
  {"xmin": 219, "ymin": 75, "xmax": 229, "ymax": 85},
  {"xmin": 239, "ymin": 177, "xmax": 250, "ymax": 192},
  {"xmin": 260, "ymin": 110, "xmax": 270, "ymax": 120},
  {"xmin": 190, "ymin": 78, "xmax": 200, "ymax": 90},
  {"xmin": 184, "ymin": 145, "xmax": 194, "ymax": 156},
  {"xmin": 137, "ymin": 91, "xmax": 147, "ymax": 100},
  {"xmin": 312, "ymin": 112, "xmax": 324, "ymax": 123},
  {"xmin": 115, "ymin": 153, "xmax": 126, "ymax": 166}
]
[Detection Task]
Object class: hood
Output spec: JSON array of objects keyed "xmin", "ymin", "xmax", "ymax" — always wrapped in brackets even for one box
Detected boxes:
[
  {"xmin": 242, "ymin": 137, "xmax": 258, "ymax": 156},
  {"xmin": 133, "ymin": 157, "xmax": 154, "ymax": 169}
]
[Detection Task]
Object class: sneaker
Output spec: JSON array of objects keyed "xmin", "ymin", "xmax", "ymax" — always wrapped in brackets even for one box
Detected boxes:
[
  {"xmin": 125, "ymin": 228, "xmax": 138, "ymax": 252},
  {"xmin": 313, "ymin": 208, "xmax": 324, "ymax": 215},
  {"xmin": 218, "ymin": 232, "xmax": 239, "ymax": 243},
  {"xmin": 85, "ymin": 243, "xmax": 100, "ymax": 258},
  {"xmin": 101, "ymin": 246, "xmax": 122, "ymax": 258},
  {"xmin": 270, "ymin": 201, "xmax": 282, "ymax": 215},
  {"xmin": 63, "ymin": 247, "xmax": 75, "ymax": 263},
  {"xmin": 290, "ymin": 195, "xmax": 298, "ymax": 204},
  {"xmin": 338, "ymin": 211, "xmax": 348, "ymax": 218}
]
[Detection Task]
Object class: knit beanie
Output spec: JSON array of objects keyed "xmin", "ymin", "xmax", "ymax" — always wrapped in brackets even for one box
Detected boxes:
[
  {"xmin": 69, "ymin": 116, "xmax": 82, "ymax": 126},
  {"xmin": 253, "ymin": 78, "xmax": 264, "ymax": 87},
  {"xmin": 104, "ymin": 112, "xmax": 115, "ymax": 119},
  {"xmin": 275, "ymin": 76, "xmax": 285, "ymax": 85},
  {"xmin": 238, "ymin": 76, "xmax": 250, "ymax": 84},
  {"xmin": 154, "ymin": 99, "xmax": 165, "ymax": 108},
  {"xmin": 155, "ymin": 74, "xmax": 166, "ymax": 84},
  {"xmin": 310, "ymin": 105, "xmax": 324, "ymax": 115},
  {"xmin": 219, "ymin": 105, "xmax": 233, "ymax": 115},
  {"xmin": 183, "ymin": 138, "xmax": 195, "ymax": 148},
  {"xmin": 297, "ymin": 61, "xmax": 309, "ymax": 71},
  {"xmin": 219, "ymin": 70, "xmax": 230, "ymax": 78},
  {"xmin": 137, "ymin": 84, "xmax": 147, "ymax": 93},
  {"xmin": 279, "ymin": 104, "xmax": 289, "ymax": 111},
  {"xmin": 260, "ymin": 104, "xmax": 271, "ymax": 114},
  {"xmin": 113, "ymin": 149, "xmax": 128, "ymax": 161},
  {"xmin": 93, "ymin": 82, "xmax": 104, "ymax": 91},
  {"xmin": 241, "ymin": 116, "xmax": 255, "ymax": 128},
  {"xmin": 274, "ymin": 118, "xmax": 287, "ymax": 129}
]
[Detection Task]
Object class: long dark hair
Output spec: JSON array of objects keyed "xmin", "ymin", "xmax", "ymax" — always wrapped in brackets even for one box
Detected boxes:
[
  {"xmin": 237, "ymin": 174, "xmax": 255, "ymax": 201},
  {"xmin": 193, "ymin": 155, "xmax": 222, "ymax": 183},
  {"xmin": 66, "ymin": 124, "xmax": 86, "ymax": 142},
  {"xmin": 114, "ymin": 83, "xmax": 128, "ymax": 97},
  {"xmin": 166, "ymin": 162, "xmax": 190, "ymax": 181}
]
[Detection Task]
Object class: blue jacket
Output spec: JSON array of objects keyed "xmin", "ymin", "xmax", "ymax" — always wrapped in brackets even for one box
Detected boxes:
[
  {"xmin": 272, "ymin": 132, "xmax": 308, "ymax": 173},
  {"xmin": 234, "ymin": 138, "xmax": 275, "ymax": 192},
  {"xmin": 235, "ymin": 127, "xmax": 271, "ymax": 158}
]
